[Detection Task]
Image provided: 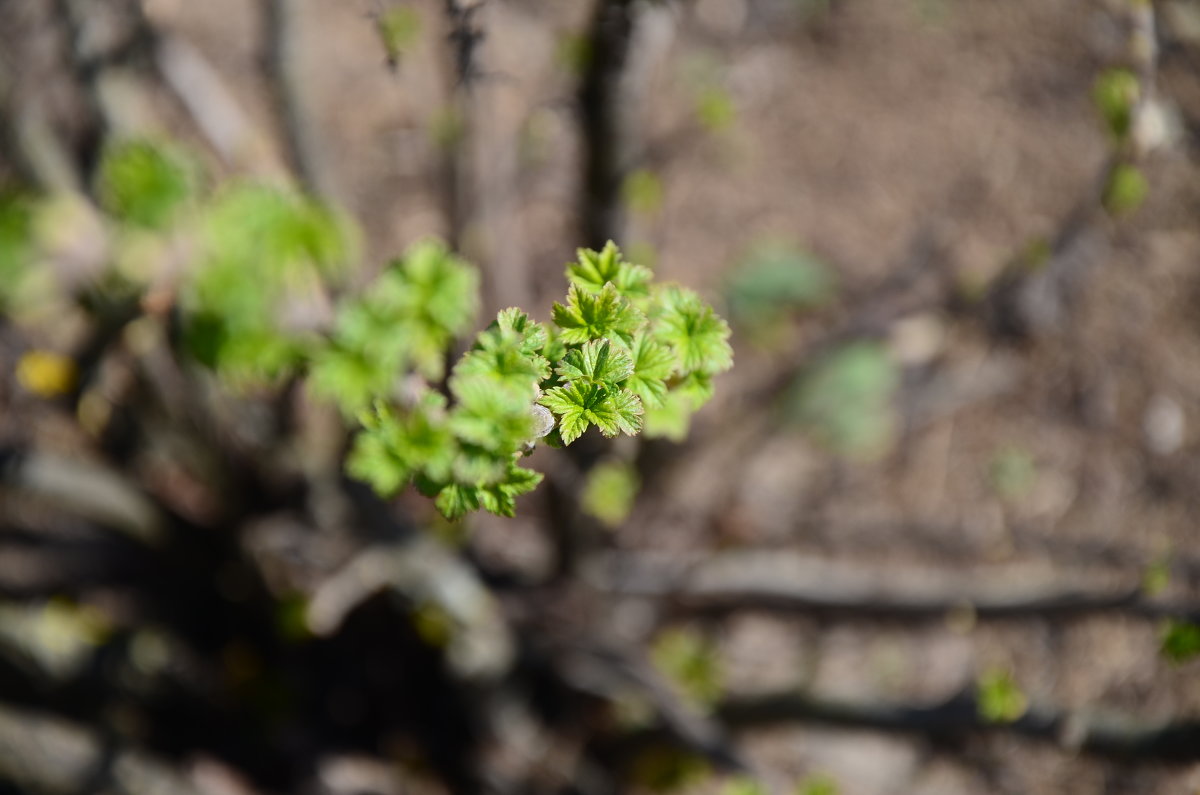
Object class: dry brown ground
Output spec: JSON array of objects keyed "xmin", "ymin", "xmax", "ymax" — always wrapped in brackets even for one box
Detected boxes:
[{"xmin": 17, "ymin": 0, "xmax": 1200, "ymax": 792}]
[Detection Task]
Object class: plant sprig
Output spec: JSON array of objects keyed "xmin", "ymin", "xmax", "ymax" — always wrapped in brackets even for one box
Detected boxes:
[{"xmin": 342, "ymin": 240, "xmax": 732, "ymax": 519}]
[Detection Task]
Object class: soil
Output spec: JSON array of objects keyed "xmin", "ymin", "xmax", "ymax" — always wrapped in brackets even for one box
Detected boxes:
[{"xmin": 8, "ymin": 0, "xmax": 1200, "ymax": 792}]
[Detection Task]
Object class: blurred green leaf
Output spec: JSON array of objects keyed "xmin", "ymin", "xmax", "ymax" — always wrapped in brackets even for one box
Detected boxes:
[
  {"xmin": 989, "ymin": 446, "xmax": 1036, "ymax": 499},
  {"xmin": 796, "ymin": 773, "xmax": 840, "ymax": 795},
  {"xmin": 723, "ymin": 776, "xmax": 767, "ymax": 795},
  {"xmin": 623, "ymin": 169, "xmax": 664, "ymax": 216},
  {"xmin": 651, "ymin": 627, "xmax": 723, "ymax": 708},
  {"xmin": 566, "ymin": 240, "xmax": 653, "ymax": 298},
  {"xmin": 1093, "ymin": 68, "xmax": 1140, "ymax": 142},
  {"xmin": 789, "ymin": 342, "xmax": 897, "ymax": 457},
  {"xmin": 556, "ymin": 32, "xmax": 592, "ymax": 76},
  {"xmin": 377, "ymin": 5, "xmax": 421, "ymax": 62},
  {"xmin": 0, "ymin": 193, "xmax": 34, "ymax": 307},
  {"xmin": 98, "ymin": 138, "xmax": 198, "ymax": 229},
  {"xmin": 581, "ymin": 460, "xmax": 640, "ymax": 527},
  {"xmin": 621, "ymin": 332, "xmax": 675, "ymax": 408},
  {"xmin": 654, "ymin": 286, "xmax": 733, "ymax": 375},
  {"xmin": 976, "ymin": 668, "xmax": 1027, "ymax": 723},
  {"xmin": 727, "ymin": 244, "xmax": 836, "ymax": 330},
  {"xmin": 632, "ymin": 747, "xmax": 711, "ymax": 793},
  {"xmin": 696, "ymin": 86, "xmax": 736, "ymax": 133},
  {"xmin": 1161, "ymin": 620, "xmax": 1200, "ymax": 665},
  {"xmin": 1103, "ymin": 163, "xmax": 1148, "ymax": 216},
  {"xmin": 1143, "ymin": 553, "xmax": 1171, "ymax": 597}
]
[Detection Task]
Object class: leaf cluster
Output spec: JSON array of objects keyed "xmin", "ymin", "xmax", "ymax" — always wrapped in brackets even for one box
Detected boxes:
[
  {"xmin": 3, "ymin": 138, "xmax": 732, "ymax": 521},
  {"xmin": 347, "ymin": 241, "xmax": 732, "ymax": 519}
]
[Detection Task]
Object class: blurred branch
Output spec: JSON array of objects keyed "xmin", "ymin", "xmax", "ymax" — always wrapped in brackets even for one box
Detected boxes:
[
  {"xmin": 715, "ymin": 688, "xmax": 1200, "ymax": 762},
  {"xmin": 590, "ymin": 550, "xmax": 1198, "ymax": 623},
  {"xmin": 264, "ymin": 0, "xmax": 338, "ymax": 201},
  {"xmin": 0, "ymin": 701, "xmax": 212, "ymax": 795},
  {"xmin": 0, "ymin": 447, "xmax": 165, "ymax": 545},
  {"xmin": 156, "ymin": 34, "xmax": 287, "ymax": 179},
  {"xmin": 578, "ymin": 0, "xmax": 677, "ymax": 248},
  {"xmin": 307, "ymin": 483, "xmax": 515, "ymax": 683},
  {"xmin": 436, "ymin": 0, "xmax": 484, "ymax": 251},
  {"xmin": 579, "ymin": 0, "xmax": 635, "ymax": 248}
]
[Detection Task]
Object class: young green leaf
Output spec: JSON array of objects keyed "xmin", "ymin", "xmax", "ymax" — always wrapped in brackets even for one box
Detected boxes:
[
  {"xmin": 622, "ymin": 333, "xmax": 677, "ymax": 408},
  {"xmin": 493, "ymin": 307, "xmax": 549, "ymax": 355},
  {"xmin": 436, "ymin": 484, "xmax": 480, "ymax": 520},
  {"xmin": 567, "ymin": 240, "xmax": 652, "ymax": 297},
  {"xmin": 477, "ymin": 463, "xmax": 543, "ymax": 518},
  {"xmin": 552, "ymin": 283, "xmax": 645, "ymax": 345},
  {"xmin": 1161, "ymin": 620, "xmax": 1200, "ymax": 664},
  {"xmin": 99, "ymin": 138, "xmax": 198, "ymax": 229},
  {"xmin": 556, "ymin": 338, "xmax": 634, "ymax": 386},
  {"xmin": 539, "ymin": 381, "xmax": 644, "ymax": 444},
  {"xmin": 456, "ymin": 328, "xmax": 550, "ymax": 392},
  {"xmin": 449, "ymin": 375, "xmax": 538, "ymax": 454},
  {"xmin": 654, "ymin": 287, "xmax": 733, "ymax": 375}
]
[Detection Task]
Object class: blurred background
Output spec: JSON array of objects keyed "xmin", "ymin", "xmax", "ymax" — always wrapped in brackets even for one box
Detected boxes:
[{"xmin": 1, "ymin": 0, "xmax": 1200, "ymax": 793}]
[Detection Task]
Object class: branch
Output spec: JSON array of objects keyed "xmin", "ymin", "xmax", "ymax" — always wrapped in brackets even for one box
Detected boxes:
[
  {"xmin": 0, "ymin": 447, "xmax": 165, "ymax": 545},
  {"xmin": 579, "ymin": 0, "xmax": 635, "ymax": 248},
  {"xmin": 263, "ymin": 0, "xmax": 338, "ymax": 201},
  {"xmin": 716, "ymin": 689, "xmax": 1200, "ymax": 762},
  {"xmin": 589, "ymin": 550, "xmax": 1199, "ymax": 623}
]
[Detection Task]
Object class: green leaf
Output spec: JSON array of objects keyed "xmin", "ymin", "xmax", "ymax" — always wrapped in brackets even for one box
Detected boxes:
[
  {"xmin": 456, "ymin": 328, "xmax": 549, "ymax": 393},
  {"xmin": 789, "ymin": 342, "xmax": 897, "ymax": 457},
  {"xmin": 727, "ymin": 244, "xmax": 836, "ymax": 329},
  {"xmin": 622, "ymin": 169, "xmax": 664, "ymax": 216},
  {"xmin": 394, "ymin": 239, "xmax": 479, "ymax": 336},
  {"xmin": 99, "ymin": 138, "xmax": 198, "ymax": 229},
  {"xmin": 346, "ymin": 431, "xmax": 412, "ymax": 496},
  {"xmin": 581, "ymin": 460, "xmax": 640, "ymax": 527},
  {"xmin": 308, "ymin": 345, "xmax": 385, "ymax": 415},
  {"xmin": 976, "ymin": 668, "xmax": 1027, "ymax": 723},
  {"xmin": 436, "ymin": 484, "xmax": 480, "ymax": 520},
  {"xmin": 695, "ymin": 86, "xmax": 736, "ymax": 133},
  {"xmin": 449, "ymin": 375, "xmax": 537, "ymax": 453},
  {"xmin": 567, "ymin": 241, "xmax": 653, "ymax": 297},
  {"xmin": 477, "ymin": 463, "xmax": 544, "ymax": 517},
  {"xmin": 539, "ymin": 381, "xmax": 642, "ymax": 444},
  {"xmin": 620, "ymin": 333, "xmax": 674, "ymax": 408},
  {"xmin": 377, "ymin": 5, "xmax": 421, "ymax": 61},
  {"xmin": 651, "ymin": 627, "xmax": 723, "ymax": 707},
  {"xmin": 556, "ymin": 339, "xmax": 634, "ymax": 386},
  {"xmin": 796, "ymin": 774, "xmax": 840, "ymax": 795},
  {"xmin": 0, "ymin": 193, "xmax": 33, "ymax": 309},
  {"xmin": 1161, "ymin": 620, "xmax": 1200, "ymax": 665},
  {"xmin": 1103, "ymin": 163, "xmax": 1148, "ymax": 216},
  {"xmin": 722, "ymin": 777, "xmax": 766, "ymax": 795},
  {"xmin": 591, "ymin": 386, "xmax": 643, "ymax": 437},
  {"xmin": 654, "ymin": 286, "xmax": 733, "ymax": 375},
  {"xmin": 643, "ymin": 388, "xmax": 697, "ymax": 442},
  {"xmin": 1093, "ymin": 67, "xmax": 1139, "ymax": 142},
  {"xmin": 493, "ymin": 307, "xmax": 549, "ymax": 355},
  {"xmin": 346, "ymin": 395, "xmax": 455, "ymax": 496},
  {"xmin": 552, "ymin": 283, "xmax": 645, "ymax": 345}
]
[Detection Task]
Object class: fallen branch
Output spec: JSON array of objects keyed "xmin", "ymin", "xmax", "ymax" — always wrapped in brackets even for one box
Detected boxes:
[
  {"xmin": 0, "ymin": 447, "xmax": 165, "ymax": 545},
  {"xmin": 716, "ymin": 688, "xmax": 1200, "ymax": 763},
  {"xmin": 588, "ymin": 550, "xmax": 1199, "ymax": 623}
]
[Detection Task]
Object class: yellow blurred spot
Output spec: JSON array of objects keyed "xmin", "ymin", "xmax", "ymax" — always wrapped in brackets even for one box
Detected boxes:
[{"xmin": 16, "ymin": 350, "xmax": 77, "ymax": 397}]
